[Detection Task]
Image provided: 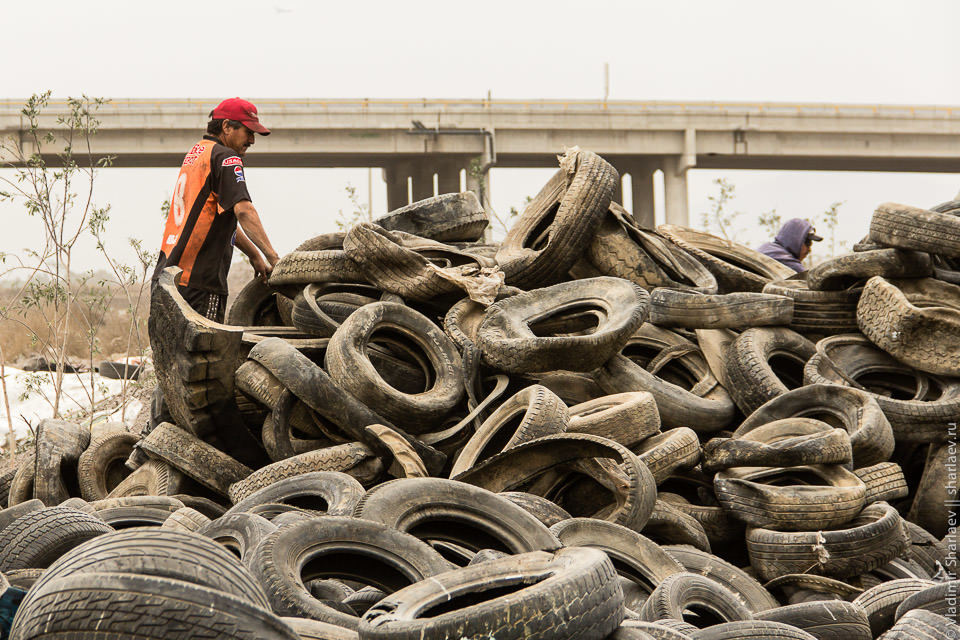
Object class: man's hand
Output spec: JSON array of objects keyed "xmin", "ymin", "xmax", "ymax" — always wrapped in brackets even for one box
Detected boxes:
[{"xmin": 251, "ymin": 253, "xmax": 273, "ymax": 283}]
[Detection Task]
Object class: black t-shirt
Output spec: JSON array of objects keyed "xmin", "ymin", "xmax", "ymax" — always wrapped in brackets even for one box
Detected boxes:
[{"xmin": 152, "ymin": 135, "xmax": 252, "ymax": 294}]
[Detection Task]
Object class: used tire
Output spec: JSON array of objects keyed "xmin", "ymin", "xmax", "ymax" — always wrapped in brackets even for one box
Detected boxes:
[
  {"xmin": 857, "ymin": 276, "xmax": 960, "ymax": 376},
  {"xmin": 803, "ymin": 334, "xmax": 960, "ymax": 443},
  {"xmin": 359, "ymin": 547, "xmax": 624, "ymax": 640},
  {"xmin": 326, "ymin": 301, "xmax": 463, "ymax": 429},
  {"xmin": 736, "ymin": 384, "xmax": 895, "ymax": 468},
  {"xmin": 354, "ymin": 477, "xmax": 561, "ymax": 557},
  {"xmin": 450, "ymin": 384, "xmax": 569, "ymax": 476},
  {"xmin": 374, "ymin": 192, "xmax": 488, "ymax": 242},
  {"xmin": 567, "ymin": 392, "xmax": 660, "ymax": 447},
  {"xmin": 249, "ymin": 515, "xmax": 452, "ymax": 628},
  {"xmin": 497, "ymin": 148, "xmax": 619, "ymax": 289},
  {"xmin": 476, "ymin": 277, "xmax": 650, "ymax": 374},
  {"xmin": 722, "ymin": 327, "xmax": 816, "ymax": 415},
  {"xmin": 745, "ymin": 502, "xmax": 909, "ymax": 581},
  {"xmin": 649, "ymin": 289, "xmax": 793, "ymax": 329},
  {"xmin": 869, "ymin": 202, "xmax": 960, "ymax": 258}
]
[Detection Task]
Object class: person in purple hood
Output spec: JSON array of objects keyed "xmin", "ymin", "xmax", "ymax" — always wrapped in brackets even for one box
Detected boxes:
[{"xmin": 756, "ymin": 218, "xmax": 823, "ymax": 272}]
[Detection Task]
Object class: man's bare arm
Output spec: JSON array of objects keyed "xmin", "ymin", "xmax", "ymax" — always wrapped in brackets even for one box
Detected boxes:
[
  {"xmin": 235, "ymin": 227, "xmax": 273, "ymax": 282},
  {"xmin": 234, "ymin": 200, "xmax": 279, "ymax": 266}
]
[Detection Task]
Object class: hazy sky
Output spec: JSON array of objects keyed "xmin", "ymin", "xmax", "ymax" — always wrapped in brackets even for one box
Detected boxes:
[{"xmin": 3, "ymin": 0, "xmax": 960, "ymax": 272}]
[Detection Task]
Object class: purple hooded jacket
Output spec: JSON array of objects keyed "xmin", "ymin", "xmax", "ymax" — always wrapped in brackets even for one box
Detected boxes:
[{"xmin": 756, "ymin": 218, "xmax": 814, "ymax": 272}]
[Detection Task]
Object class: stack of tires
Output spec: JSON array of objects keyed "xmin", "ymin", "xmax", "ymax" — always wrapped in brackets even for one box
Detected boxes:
[{"xmin": 0, "ymin": 149, "xmax": 956, "ymax": 638}]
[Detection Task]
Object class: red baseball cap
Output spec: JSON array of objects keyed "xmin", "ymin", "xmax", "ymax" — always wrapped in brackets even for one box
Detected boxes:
[{"xmin": 211, "ymin": 97, "xmax": 271, "ymax": 135}]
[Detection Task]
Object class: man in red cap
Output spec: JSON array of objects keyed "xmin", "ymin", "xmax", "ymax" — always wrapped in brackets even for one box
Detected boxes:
[
  {"xmin": 146, "ymin": 98, "xmax": 280, "ymax": 434},
  {"xmin": 152, "ymin": 97, "xmax": 279, "ymax": 323}
]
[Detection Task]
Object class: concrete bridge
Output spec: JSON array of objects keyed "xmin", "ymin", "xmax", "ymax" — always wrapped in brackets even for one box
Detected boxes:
[{"xmin": 3, "ymin": 98, "xmax": 960, "ymax": 226}]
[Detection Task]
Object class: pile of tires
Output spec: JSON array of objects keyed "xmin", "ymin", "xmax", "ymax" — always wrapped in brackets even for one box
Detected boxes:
[{"xmin": 0, "ymin": 149, "xmax": 956, "ymax": 638}]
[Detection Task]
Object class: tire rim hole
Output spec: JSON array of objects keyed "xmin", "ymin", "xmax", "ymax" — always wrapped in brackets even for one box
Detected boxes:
[
  {"xmin": 407, "ymin": 520, "xmax": 513, "ymax": 563},
  {"xmin": 768, "ymin": 352, "xmax": 806, "ymax": 390},
  {"xmin": 301, "ymin": 550, "xmax": 413, "ymax": 594},
  {"xmin": 527, "ymin": 305, "xmax": 604, "ymax": 338},
  {"xmin": 525, "ymin": 201, "xmax": 560, "ymax": 251},
  {"xmin": 284, "ymin": 494, "xmax": 330, "ymax": 513},
  {"xmin": 622, "ymin": 343, "xmax": 699, "ymax": 389},
  {"xmin": 421, "ymin": 580, "xmax": 544, "ymax": 618},
  {"xmin": 546, "ymin": 474, "xmax": 615, "ymax": 520},
  {"xmin": 476, "ymin": 411, "xmax": 525, "ymax": 464},
  {"xmin": 215, "ymin": 538, "xmax": 243, "ymax": 560},
  {"xmin": 103, "ymin": 458, "xmax": 131, "ymax": 494},
  {"xmin": 757, "ymin": 469, "xmax": 832, "ymax": 487},
  {"xmin": 367, "ymin": 328, "xmax": 434, "ymax": 394},
  {"xmin": 681, "ymin": 604, "xmax": 730, "ymax": 628}
]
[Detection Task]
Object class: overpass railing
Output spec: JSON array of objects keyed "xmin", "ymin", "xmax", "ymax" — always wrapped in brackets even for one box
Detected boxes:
[{"xmin": 1, "ymin": 98, "xmax": 959, "ymax": 118}]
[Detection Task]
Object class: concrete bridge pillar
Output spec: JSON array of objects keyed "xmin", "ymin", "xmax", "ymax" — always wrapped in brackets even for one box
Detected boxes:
[
  {"xmin": 383, "ymin": 162, "xmax": 412, "ymax": 211},
  {"xmin": 663, "ymin": 156, "xmax": 689, "ymax": 227},
  {"xmin": 437, "ymin": 162, "xmax": 462, "ymax": 195},
  {"xmin": 626, "ymin": 161, "xmax": 657, "ymax": 229},
  {"xmin": 411, "ymin": 164, "xmax": 435, "ymax": 202}
]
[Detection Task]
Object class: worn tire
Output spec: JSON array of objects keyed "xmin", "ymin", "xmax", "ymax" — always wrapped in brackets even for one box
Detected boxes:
[
  {"xmin": 715, "ymin": 464, "xmax": 866, "ymax": 531},
  {"xmin": 803, "ymin": 334, "xmax": 960, "ymax": 443},
  {"xmin": 374, "ymin": 192, "xmax": 488, "ymax": 242},
  {"xmin": 723, "ymin": 327, "xmax": 816, "ymax": 415},
  {"xmin": 227, "ymin": 471, "xmax": 365, "ymax": 518},
  {"xmin": 11, "ymin": 573, "xmax": 298, "ymax": 640},
  {"xmin": 450, "ymin": 384, "xmax": 569, "ymax": 476},
  {"xmin": 736, "ymin": 384, "xmax": 895, "ymax": 468},
  {"xmin": 0, "ymin": 506, "xmax": 113, "ymax": 571},
  {"xmin": 477, "ymin": 277, "xmax": 650, "ymax": 374},
  {"xmin": 326, "ymin": 301, "xmax": 463, "ymax": 429},
  {"xmin": 497, "ymin": 149, "xmax": 619, "ymax": 289},
  {"xmin": 869, "ymin": 202, "xmax": 960, "ymax": 258},
  {"xmin": 355, "ymin": 477, "xmax": 561, "ymax": 556},
  {"xmin": 77, "ymin": 430, "xmax": 139, "ymax": 500},
  {"xmin": 746, "ymin": 501, "xmax": 909, "ymax": 581},
  {"xmin": 858, "ymin": 276, "xmax": 960, "ymax": 376},
  {"xmin": 358, "ymin": 547, "xmax": 624, "ymax": 640},
  {"xmin": 754, "ymin": 600, "xmax": 871, "ymax": 640},
  {"xmin": 568, "ymin": 392, "xmax": 660, "ymax": 447},
  {"xmin": 140, "ymin": 422, "xmax": 252, "ymax": 496},
  {"xmin": 249, "ymin": 515, "xmax": 452, "ymax": 628},
  {"xmin": 650, "ymin": 289, "xmax": 793, "ymax": 329}
]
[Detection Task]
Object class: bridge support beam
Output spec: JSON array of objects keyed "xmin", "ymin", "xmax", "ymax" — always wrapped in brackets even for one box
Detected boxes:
[
  {"xmin": 411, "ymin": 164, "xmax": 435, "ymax": 202},
  {"xmin": 663, "ymin": 156, "xmax": 689, "ymax": 227},
  {"xmin": 627, "ymin": 161, "xmax": 657, "ymax": 229},
  {"xmin": 437, "ymin": 162, "xmax": 462, "ymax": 195},
  {"xmin": 383, "ymin": 162, "xmax": 411, "ymax": 211}
]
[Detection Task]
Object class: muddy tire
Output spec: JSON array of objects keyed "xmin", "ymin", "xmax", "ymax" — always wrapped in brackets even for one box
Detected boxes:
[
  {"xmin": 568, "ymin": 392, "xmax": 660, "ymax": 447},
  {"xmin": 450, "ymin": 384, "xmax": 569, "ymax": 476},
  {"xmin": 715, "ymin": 464, "xmax": 866, "ymax": 531},
  {"xmin": 249, "ymin": 516, "xmax": 451, "ymax": 628},
  {"xmin": 374, "ymin": 192, "xmax": 488, "ymax": 242},
  {"xmin": 355, "ymin": 477, "xmax": 561, "ymax": 556},
  {"xmin": 140, "ymin": 422, "xmax": 252, "ymax": 496},
  {"xmin": 77, "ymin": 430, "xmax": 139, "ymax": 501},
  {"xmin": 650, "ymin": 289, "xmax": 793, "ymax": 329},
  {"xmin": 736, "ymin": 384, "xmax": 895, "ymax": 469},
  {"xmin": 477, "ymin": 277, "xmax": 650, "ymax": 374},
  {"xmin": 497, "ymin": 149, "xmax": 619, "ymax": 289},
  {"xmin": 658, "ymin": 224, "xmax": 795, "ymax": 293},
  {"xmin": 857, "ymin": 276, "xmax": 960, "ymax": 376},
  {"xmin": 0, "ymin": 506, "xmax": 113, "ymax": 571},
  {"xmin": 869, "ymin": 202, "xmax": 960, "ymax": 257},
  {"xmin": 326, "ymin": 301, "xmax": 463, "ymax": 429},
  {"xmin": 359, "ymin": 547, "xmax": 624, "ymax": 640},
  {"xmin": 723, "ymin": 327, "xmax": 816, "ymax": 415},
  {"xmin": 746, "ymin": 502, "xmax": 909, "ymax": 581}
]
